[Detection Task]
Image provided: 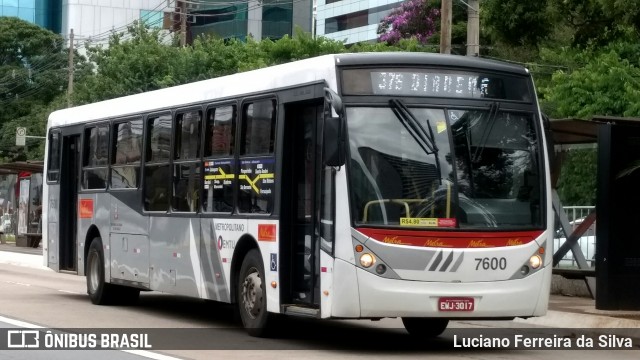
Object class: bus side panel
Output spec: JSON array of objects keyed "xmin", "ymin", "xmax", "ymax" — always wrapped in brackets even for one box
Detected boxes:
[
  {"xmin": 330, "ymin": 169, "xmax": 361, "ymax": 317},
  {"xmin": 248, "ymin": 219, "xmax": 280, "ymax": 314},
  {"xmin": 533, "ymin": 250, "xmax": 552, "ymax": 316},
  {"xmin": 149, "ymin": 216, "xmax": 202, "ymax": 298},
  {"xmin": 332, "ymin": 170, "xmax": 356, "ymax": 266},
  {"xmin": 331, "ymin": 258, "xmax": 361, "ymax": 317},
  {"xmin": 109, "ymin": 194, "xmax": 150, "ymax": 285},
  {"xmin": 77, "ymin": 193, "xmax": 110, "ymax": 278},
  {"xmin": 45, "ymin": 183, "xmax": 59, "ymax": 271},
  {"xmin": 199, "ymin": 218, "xmax": 248, "ymax": 303},
  {"xmin": 319, "ymin": 250, "xmax": 334, "ymax": 318}
]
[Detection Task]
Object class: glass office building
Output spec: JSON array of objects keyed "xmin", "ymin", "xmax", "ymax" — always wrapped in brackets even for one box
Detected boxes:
[
  {"xmin": 0, "ymin": 0, "xmax": 62, "ymax": 33},
  {"xmin": 190, "ymin": 0, "xmax": 311, "ymax": 41}
]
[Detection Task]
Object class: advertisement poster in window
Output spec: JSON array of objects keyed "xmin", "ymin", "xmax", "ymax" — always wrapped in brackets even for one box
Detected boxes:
[{"xmin": 18, "ymin": 178, "xmax": 30, "ymax": 235}]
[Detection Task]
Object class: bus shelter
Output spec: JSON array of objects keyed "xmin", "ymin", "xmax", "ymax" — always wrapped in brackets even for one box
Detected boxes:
[
  {"xmin": 551, "ymin": 116, "xmax": 640, "ymax": 310},
  {"xmin": 0, "ymin": 161, "xmax": 43, "ymax": 248},
  {"xmin": 549, "ymin": 118, "xmax": 598, "ymax": 297}
]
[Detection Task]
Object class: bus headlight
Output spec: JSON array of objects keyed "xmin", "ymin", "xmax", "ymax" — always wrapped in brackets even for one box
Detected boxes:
[
  {"xmin": 360, "ymin": 253, "xmax": 376, "ymax": 268},
  {"xmin": 529, "ymin": 255, "xmax": 542, "ymax": 269}
]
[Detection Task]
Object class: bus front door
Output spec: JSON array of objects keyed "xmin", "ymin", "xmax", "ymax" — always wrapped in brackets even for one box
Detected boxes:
[
  {"xmin": 59, "ymin": 134, "xmax": 80, "ymax": 272},
  {"xmin": 282, "ymin": 100, "xmax": 323, "ymax": 309}
]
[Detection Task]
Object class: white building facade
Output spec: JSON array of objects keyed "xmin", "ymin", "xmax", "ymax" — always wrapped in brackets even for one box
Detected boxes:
[
  {"xmin": 315, "ymin": 0, "xmax": 402, "ymax": 44},
  {"xmin": 61, "ymin": 0, "xmax": 170, "ymax": 42}
]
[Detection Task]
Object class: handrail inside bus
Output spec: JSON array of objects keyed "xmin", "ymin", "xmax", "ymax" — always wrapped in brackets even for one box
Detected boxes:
[
  {"xmin": 362, "ymin": 199, "xmax": 412, "ymax": 223},
  {"xmin": 361, "ymin": 182, "xmax": 452, "ymax": 223}
]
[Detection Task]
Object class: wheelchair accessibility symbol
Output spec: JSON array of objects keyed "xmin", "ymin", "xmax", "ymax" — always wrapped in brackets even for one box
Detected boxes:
[{"xmin": 270, "ymin": 253, "xmax": 277, "ymax": 271}]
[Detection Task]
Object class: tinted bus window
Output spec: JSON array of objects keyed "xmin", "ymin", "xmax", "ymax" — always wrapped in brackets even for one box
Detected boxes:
[
  {"xmin": 241, "ymin": 99, "xmax": 276, "ymax": 155},
  {"xmin": 175, "ymin": 110, "xmax": 202, "ymax": 160},
  {"xmin": 47, "ymin": 130, "xmax": 61, "ymax": 182},
  {"xmin": 173, "ymin": 110, "xmax": 202, "ymax": 212},
  {"xmin": 144, "ymin": 114, "xmax": 172, "ymax": 211},
  {"xmin": 146, "ymin": 114, "xmax": 172, "ymax": 163},
  {"xmin": 238, "ymin": 99, "xmax": 276, "ymax": 214},
  {"xmin": 203, "ymin": 105, "xmax": 237, "ymax": 213},
  {"xmin": 82, "ymin": 124, "xmax": 109, "ymax": 189},
  {"xmin": 205, "ymin": 105, "xmax": 236, "ymax": 157},
  {"xmin": 112, "ymin": 119, "xmax": 143, "ymax": 189}
]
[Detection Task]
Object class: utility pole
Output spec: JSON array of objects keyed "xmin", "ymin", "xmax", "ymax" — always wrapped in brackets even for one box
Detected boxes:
[
  {"xmin": 67, "ymin": 28, "xmax": 74, "ymax": 108},
  {"xmin": 466, "ymin": 0, "xmax": 479, "ymax": 56},
  {"xmin": 440, "ymin": 0, "xmax": 452, "ymax": 54},
  {"xmin": 179, "ymin": 0, "xmax": 187, "ymax": 47}
]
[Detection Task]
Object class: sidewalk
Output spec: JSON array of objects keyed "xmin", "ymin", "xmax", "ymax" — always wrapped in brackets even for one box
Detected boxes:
[
  {"xmin": 0, "ymin": 243, "xmax": 49, "ymax": 270},
  {"xmin": 1, "ymin": 245, "xmax": 640, "ymax": 333},
  {"xmin": 517, "ymin": 294, "xmax": 640, "ymax": 336}
]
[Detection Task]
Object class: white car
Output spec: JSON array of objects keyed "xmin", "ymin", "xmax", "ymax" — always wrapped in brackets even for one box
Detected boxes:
[{"xmin": 0, "ymin": 214, "xmax": 12, "ymax": 234}]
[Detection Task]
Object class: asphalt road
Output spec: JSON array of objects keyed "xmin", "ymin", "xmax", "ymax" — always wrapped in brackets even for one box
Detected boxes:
[{"xmin": 0, "ymin": 262, "xmax": 638, "ymax": 359}]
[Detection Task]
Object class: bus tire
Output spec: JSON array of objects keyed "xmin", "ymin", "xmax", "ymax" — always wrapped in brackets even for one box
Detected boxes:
[
  {"xmin": 401, "ymin": 318, "xmax": 449, "ymax": 338},
  {"xmin": 238, "ymin": 249, "xmax": 271, "ymax": 337},
  {"xmin": 86, "ymin": 237, "xmax": 116, "ymax": 305}
]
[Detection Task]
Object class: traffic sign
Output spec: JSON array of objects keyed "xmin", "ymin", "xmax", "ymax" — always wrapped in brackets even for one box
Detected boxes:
[{"xmin": 16, "ymin": 127, "xmax": 26, "ymax": 146}]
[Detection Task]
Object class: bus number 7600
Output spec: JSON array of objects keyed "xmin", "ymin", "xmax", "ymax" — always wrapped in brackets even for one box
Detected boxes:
[{"xmin": 474, "ymin": 257, "xmax": 507, "ymax": 270}]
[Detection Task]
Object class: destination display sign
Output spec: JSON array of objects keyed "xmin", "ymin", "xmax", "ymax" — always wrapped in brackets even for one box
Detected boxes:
[{"xmin": 341, "ymin": 68, "xmax": 531, "ymax": 101}]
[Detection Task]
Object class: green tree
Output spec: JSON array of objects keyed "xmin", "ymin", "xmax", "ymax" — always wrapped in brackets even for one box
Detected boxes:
[
  {"xmin": 541, "ymin": 40, "xmax": 640, "ymax": 119},
  {"xmin": 482, "ymin": 0, "xmax": 552, "ymax": 47},
  {"xmin": 536, "ymin": 34, "xmax": 640, "ymax": 206},
  {"xmin": 556, "ymin": 149, "xmax": 598, "ymax": 206},
  {"xmin": 0, "ymin": 17, "xmax": 82, "ymax": 161}
]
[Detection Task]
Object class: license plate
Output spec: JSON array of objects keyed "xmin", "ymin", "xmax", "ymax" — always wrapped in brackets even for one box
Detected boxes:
[{"xmin": 438, "ymin": 297, "xmax": 474, "ymax": 312}]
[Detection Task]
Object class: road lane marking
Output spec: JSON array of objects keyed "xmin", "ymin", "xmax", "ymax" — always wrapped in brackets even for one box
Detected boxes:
[
  {"xmin": 123, "ymin": 350, "xmax": 185, "ymax": 360},
  {"xmin": 5, "ymin": 281, "xmax": 31, "ymax": 287},
  {"xmin": 0, "ymin": 315, "xmax": 43, "ymax": 328},
  {"xmin": 58, "ymin": 289, "xmax": 81, "ymax": 294}
]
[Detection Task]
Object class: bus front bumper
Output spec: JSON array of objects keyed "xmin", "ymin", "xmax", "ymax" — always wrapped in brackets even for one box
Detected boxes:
[{"xmin": 354, "ymin": 266, "xmax": 551, "ymax": 319}]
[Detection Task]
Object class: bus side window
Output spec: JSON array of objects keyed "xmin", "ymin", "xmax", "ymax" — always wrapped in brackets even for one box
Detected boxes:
[
  {"xmin": 82, "ymin": 124, "xmax": 109, "ymax": 189},
  {"xmin": 238, "ymin": 99, "xmax": 276, "ymax": 214},
  {"xmin": 144, "ymin": 114, "xmax": 172, "ymax": 211},
  {"xmin": 203, "ymin": 105, "xmax": 236, "ymax": 213},
  {"xmin": 47, "ymin": 130, "xmax": 61, "ymax": 182},
  {"xmin": 111, "ymin": 119, "xmax": 142, "ymax": 189},
  {"xmin": 173, "ymin": 110, "xmax": 202, "ymax": 212}
]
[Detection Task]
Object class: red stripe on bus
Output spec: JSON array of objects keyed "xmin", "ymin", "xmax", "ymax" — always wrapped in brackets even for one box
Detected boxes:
[{"xmin": 356, "ymin": 228, "xmax": 543, "ymax": 248}]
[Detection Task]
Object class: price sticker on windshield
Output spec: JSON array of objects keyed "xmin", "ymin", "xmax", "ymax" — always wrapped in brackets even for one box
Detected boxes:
[
  {"xmin": 400, "ymin": 218, "xmax": 457, "ymax": 228},
  {"xmin": 400, "ymin": 218, "xmax": 438, "ymax": 227}
]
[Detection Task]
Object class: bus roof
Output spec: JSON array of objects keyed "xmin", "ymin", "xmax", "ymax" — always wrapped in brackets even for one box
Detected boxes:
[
  {"xmin": 334, "ymin": 52, "xmax": 529, "ymax": 75},
  {"xmin": 48, "ymin": 52, "xmax": 529, "ymax": 128}
]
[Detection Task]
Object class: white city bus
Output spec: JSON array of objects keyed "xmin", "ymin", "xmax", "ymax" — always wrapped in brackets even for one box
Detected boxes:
[{"xmin": 43, "ymin": 53, "xmax": 553, "ymax": 337}]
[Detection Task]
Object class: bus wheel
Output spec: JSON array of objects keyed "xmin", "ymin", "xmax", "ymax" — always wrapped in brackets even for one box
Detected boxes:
[
  {"xmin": 238, "ymin": 249, "xmax": 271, "ymax": 337},
  {"xmin": 86, "ymin": 237, "xmax": 140, "ymax": 305},
  {"xmin": 401, "ymin": 318, "xmax": 449, "ymax": 338},
  {"xmin": 86, "ymin": 237, "xmax": 115, "ymax": 305}
]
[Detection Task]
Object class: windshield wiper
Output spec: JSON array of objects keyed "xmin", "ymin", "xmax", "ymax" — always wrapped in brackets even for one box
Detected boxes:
[{"xmin": 389, "ymin": 98, "xmax": 442, "ymax": 184}]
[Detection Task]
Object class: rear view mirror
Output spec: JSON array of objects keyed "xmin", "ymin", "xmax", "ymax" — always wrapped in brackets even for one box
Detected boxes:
[{"xmin": 324, "ymin": 116, "xmax": 345, "ymax": 167}]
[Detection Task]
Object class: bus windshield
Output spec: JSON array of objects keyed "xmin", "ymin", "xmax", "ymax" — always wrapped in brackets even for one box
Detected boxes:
[{"xmin": 346, "ymin": 104, "xmax": 543, "ymax": 230}]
